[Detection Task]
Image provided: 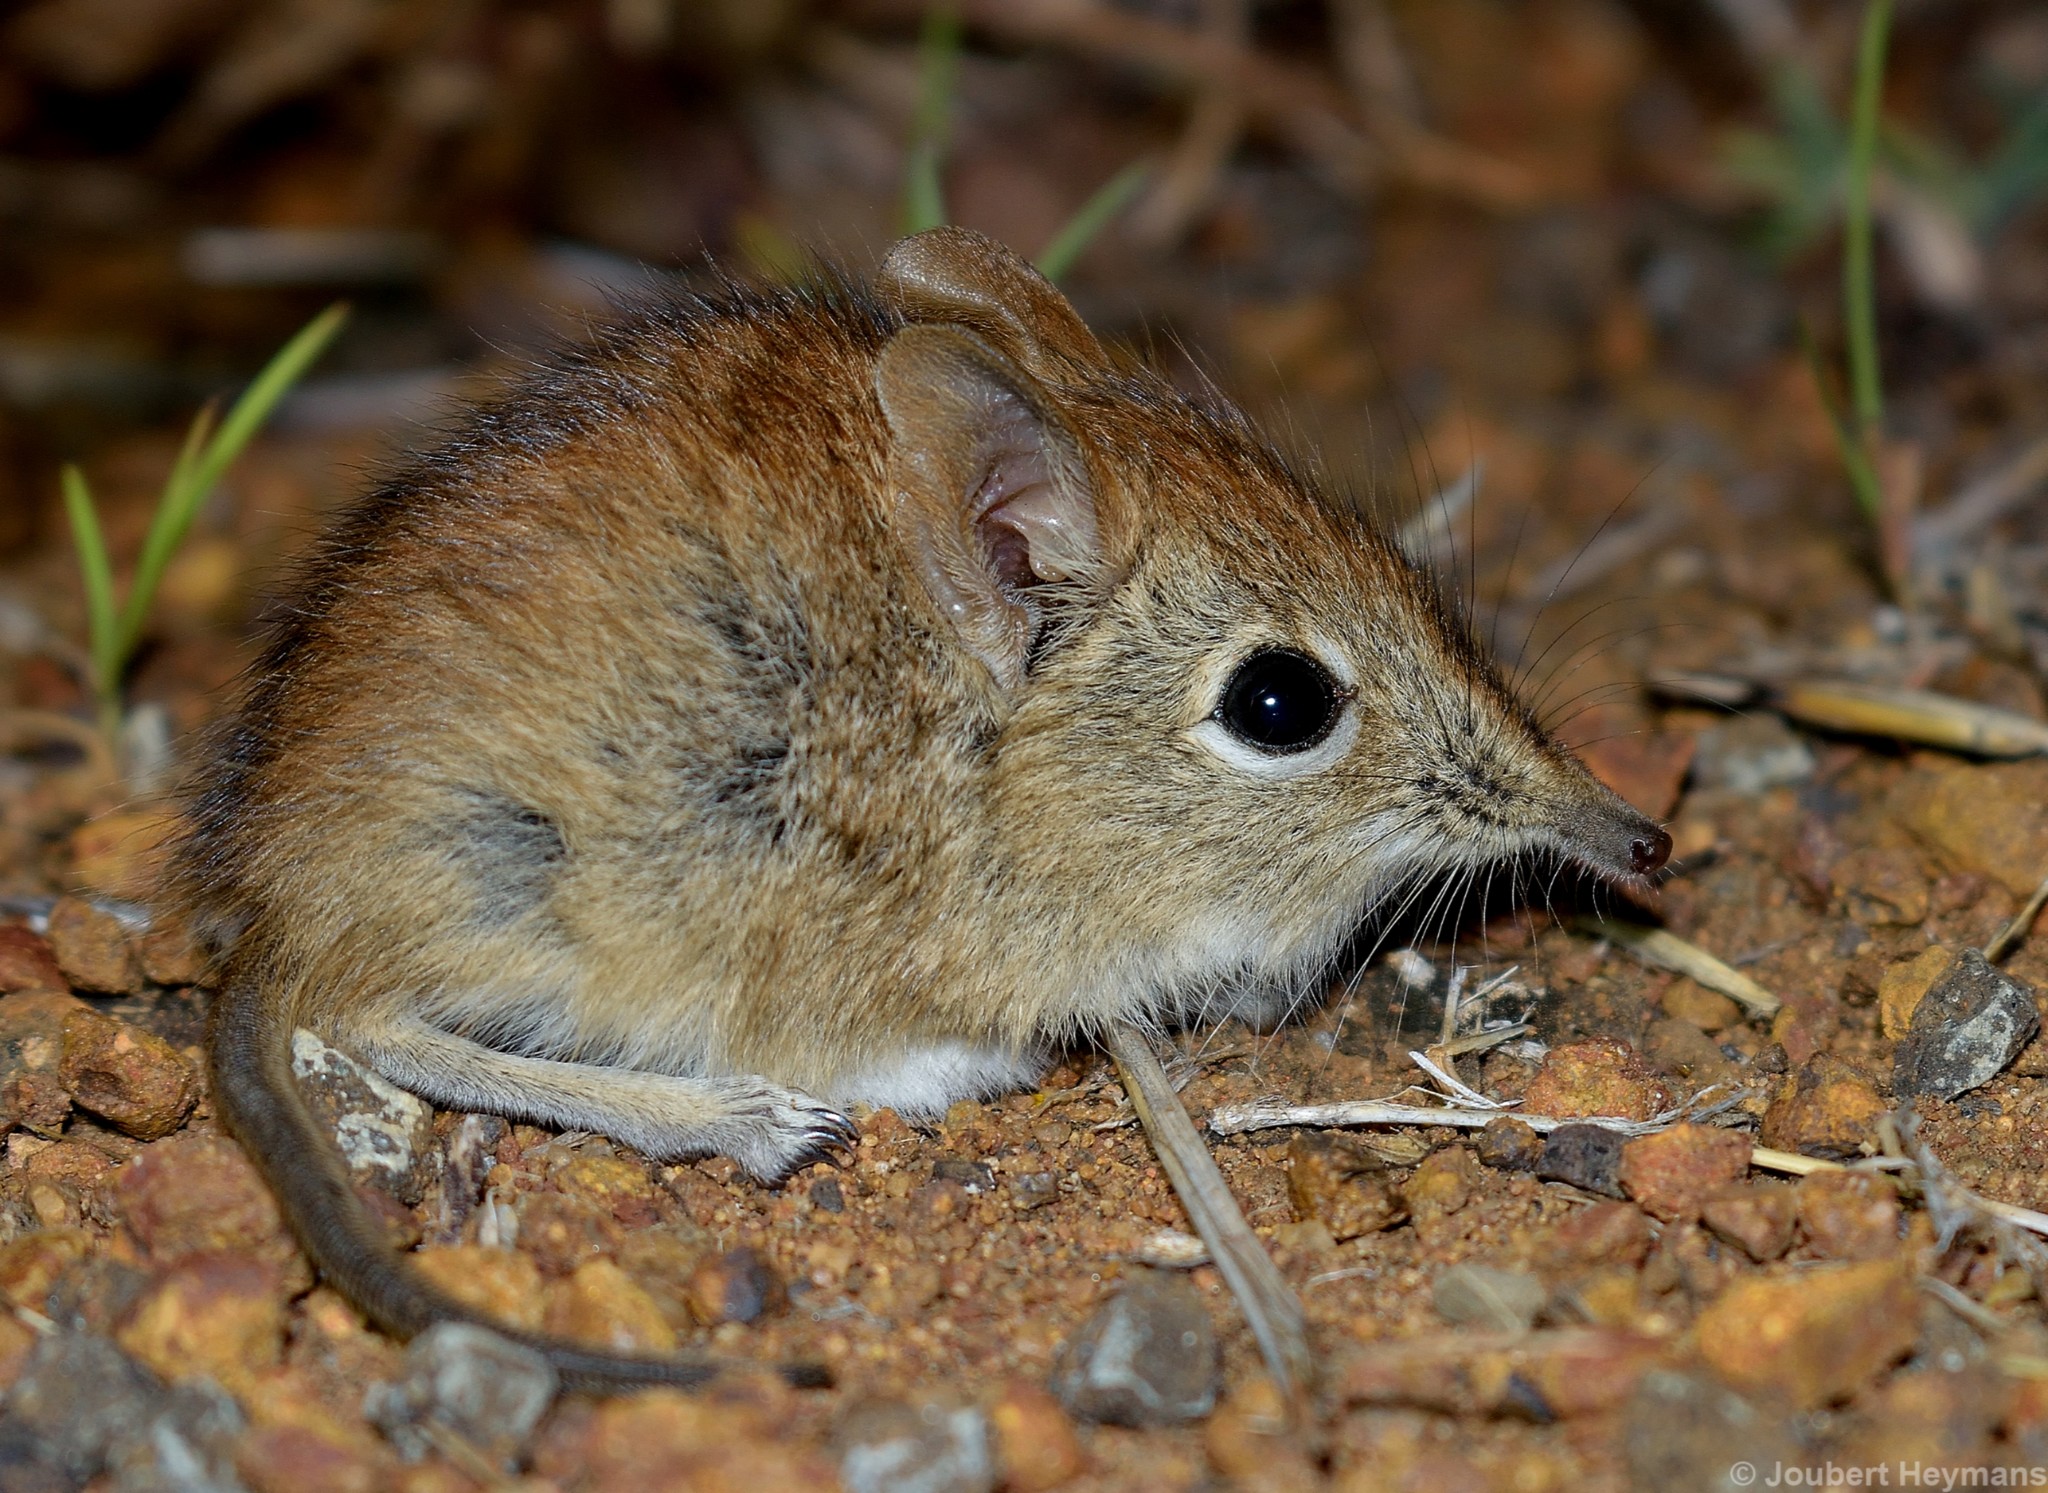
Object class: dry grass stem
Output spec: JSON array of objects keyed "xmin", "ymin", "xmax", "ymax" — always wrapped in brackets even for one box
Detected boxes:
[
  {"xmin": 1107, "ymin": 1023, "xmax": 1314, "ymax": 1417},
  {"xmin": 1577, "ymin": 920, "xmax": 1783, "ymax": 1018},
  {"xmin": 1985, "ymin": 872, "xmax": 2048, "ymax": 963}
]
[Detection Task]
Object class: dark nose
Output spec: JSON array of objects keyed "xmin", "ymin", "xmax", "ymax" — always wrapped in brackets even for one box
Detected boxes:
[{"xmin": 1628, "ymin": 826, "xmax": 1673, "ymax": 876}]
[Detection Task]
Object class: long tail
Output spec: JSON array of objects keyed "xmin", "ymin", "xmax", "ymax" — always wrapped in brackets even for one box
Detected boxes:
[{"xmin": 208, "ymin": 972, "xmax": 807, "ymax": 1393}]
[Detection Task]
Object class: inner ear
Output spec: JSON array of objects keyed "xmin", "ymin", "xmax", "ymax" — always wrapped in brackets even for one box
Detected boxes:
[{"xmin": 876, "ymin": 325, "xmax": 1099, "ymax": 692}]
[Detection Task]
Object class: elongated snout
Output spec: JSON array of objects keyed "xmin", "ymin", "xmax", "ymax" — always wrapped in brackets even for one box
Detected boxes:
[{"xmin": 1557, "ymin": 787, "xmax": 1672, "ymax": 882}]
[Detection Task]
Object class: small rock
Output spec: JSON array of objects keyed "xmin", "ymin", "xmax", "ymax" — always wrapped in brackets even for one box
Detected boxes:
[
  {"xmin": 1522, "ymin": 1038, "xmax": 1672, "ymax": 1122},
  {"xmin": 291, "ymin": 1030, "xmax": 436, "ymax": 1204},
  {"xmin": 114, "ymin": 1252, "xmax": 287, "ymax": 1390},
  {"xmin": 1642, "ymin": 1017, "xmax": 1741, "ymax": 1085},
  {"xmin": 1694, "ymin": 1258, "xmax": 1918, "ymax": 1410},
  {"xmin": 366, "ymin": 1321, "xmax": 558, "ymax": 1469},
  {"xmin": 1830, "ymin": 846, "xmax": 1932, "ymax": 927},
  {"xmin": 1891, "ymin": 947, "xmax": 2039, "ymax": 1101},
  {"xmin": 2, "ymin": 1068, "xmax": 71, "ymax": 1138},
  {"xmin": 1050, "ymin": 1268, "xmax": 1218, "ymax": 1426},
  {"xmin": 1691, "ymin": 714, "xmax": 1814, "ymax": 794},
  {"xmin": 1659, "ymin": 976, "xmax": 1741, "ymax": 1032},
  {"xmin": 986, "ymin": 1381, "xmax": 1086, "ymax": 1492},
  {"xmin": 838, "ymin": 1396, "xmax": 994, "ymax": 1493},
  {"xmin": 0, "ymin": 1227, "xmax": 91, "ymax": 1312},
  {"xmin": 1432, "ymin": 1263, "xmax": 1546, "ymax": 1333},
  {"xmin": 410, "ymin": 1247, "xmax": 546, "ymax": 1332},
  {"xmin": 1, "ymin": 1330, "xmax": 231, "ymax": 1489},
  {"xmin": 1536, "ymin": 1123, "xmax": 1627, "ymax": 1197},
  {"xmin": 1617, "ymin": 1123, "xmax": 1751, "ymax": 1223},
  {"xmin": 45, "ymin": 896, "xmax": 139, "ymax": 994},
  {"xmin": 552, "ymin": 1152, "xmax": 662, "ymax": 1227},
  {"xmin": 687, "ymin": 1245, "xmax": 784, "ymax": 1325},
  {"xmin": 1475, "ymin": 1115, "xmax": 1544, "ymax": 1171},
  {"xmin": 1204, "ymin": 1374, "xmax": 1319, "ymax": 1489},
  {"xmin": 113, "ymin": 1133, "xmax": 301, "ymax": 1276},
  {"xmin": 932, "ymin": 1156, "xmax": 996, "ymax": 1193},
  {"xmin": 516, "ymin": 1189, "xmax": 621, "ymax": 1273},
  {"xmin": 1759, "ymin": 1054, "xmax": 1886, "ymax": 1160},
  {"xmin": 1009, "ymin": 1171, "xmax": 1059, "ymax": 1210},
  {"xmin": 236, "ymin": 1420, "xmax": 392, "ymax": 1493},
  {"xmin": 544, "ymin": 1258, "xmax": 676, "ymax": 1354},
  {"xmin": 614, "ymin": 1224, "xmax": 716, "ymax": 1331},
  {"xmin": 58, "ymin": 1007, "xmax": 197, "ymax": 1139},
  {"xmin": 1624, "ymin": 1369, "xmax": 1800, "ymax": 1493},
  {"xmin": 1880, "ymin": 945, "xmax": 1955, "ymax": 1039},
  {"xmin": 1285, "ymin": 1132, "xmax": 1409, "ymax": 1240},
  {"xmin": 0, "ymin": 925, "xmax": 65, "ymax": 994},
  {"xmin": 1333, "ymin": 1327, "xmax": 1660, "ymax": 1418},
  {"xmin": 137, "ymin": 920, "xmax": 207, "ymax": 987},
  {"xmin": 1530, "ymin": 1200, "xmax": 1654, "ymax": 1274},
  {"xmin": 1699, "ymin": 1181, "xmax": 1797, "ymax": 1262},
  {"xmin": 1795, "ymin": 1170, "xmax": 1901, "ymax": 1261},
  {"xmin": 810, "ymin": 1176, "xmax": 846, "ymax": 1212},
  {"xmin": 1401, "ymin": 1145, "xmax": 1479, "ymax": 1227},
  {"xmin": 1892, "ymin": 758, "xmax": 2048, "ymax": 898},
  {"xmin": 533, "ymin": 1380, "xmax": 833, "ymax": 1487},
  {"xmin": 0, "ymin": 988, "xmax": 92, "ymax": 1082}
]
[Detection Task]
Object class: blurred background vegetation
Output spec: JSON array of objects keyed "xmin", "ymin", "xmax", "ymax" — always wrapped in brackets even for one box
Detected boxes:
[{"xmin": 1, "ymin": 0, "xmax": 2046, "ymax": 769}]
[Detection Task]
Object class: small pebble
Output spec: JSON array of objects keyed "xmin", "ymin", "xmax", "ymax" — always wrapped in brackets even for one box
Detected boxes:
[
  {"xmin": 1795, "ymin": 1170, "xmax": 1901, "ymax": 1261},
  {"xmin": 810, "ymin": 1176, "xmax": 846, "ymax": 1212},
  {"xmin": 57, "ymin": 1007, "xmax": 196, "ymax": 1140},
  {"xmin": 1009, "ymin": 1171, "xmax": 1059, "ymax": 1211},
  {"xmin": 0, "ymin": 926, "xmax": 65, "ymax": 994},
  {"xmin": 366, "ymin": 1321, "xmax": 558, "ymax": 1468},
  {"xmin": 291, "ymin": 1029, "xmax": 437, "ymax": 1204},
  {"xmin": 45, "ymin": 896, "xmax": 138, "ymax": 995},
  {"xmin": 1536, "ymin": 1123, "xmax": 1627, "ymax": 1198},
  {"xmin": 1878, "ymin": 945, "xmax": 1954, "ymax": 1039},
  {"xmin": 838, "ymin": 1396, "xmax": 994, "ymax": 1493},
  {"xmin": 1699, "ymin": 1180, "xmax": 1797, "ymax": 1263},
  {"xmin": 1049, "ymin": 1268, "xmax": 1218, "ymax": 1426},
  {"xmin": 1759, "ymin": 1055, "xmax": 1886, "ymax": 1160},
  {"xmin": 987, "ymin": 1381, "xmax": 1086, "ymax": 1491},
  {"xmin": 1617, "ymin": 1122, "xmax": 1751, "ymax": 1223},
  {"xmin": 1659, "ymin": 976, "xmax": 1741, "ymax": 1032},
  {"xmin": 1475, "ymin": 1115, "xmax": 1544, "ymax": 1171},
  {"xmin": 1432, "ymin": 1263, "xmax": 1546, "ymax": 1333},
  {"xmin": 932, "ymin": 1156, "xmax": 995, "ymax": 1193},
  {"xmin": 687, "ymin": 1245, "xmax": 784, "ymax": 1325},
  {"xmin": 1521, "ymin": 1038, "xmax": 1672, "ymax": 1122},
  {"xmin": 1285, "ymin": 1131, "xmax": 1409, "ymax": 1240},
  {"xmin": 1694, "ymin": 1258, "xmax": 1918, "ymax": 1410},
  {"xmin": 1891, "ymin": 947, "xmax": 2039, "ymax": 1101}
]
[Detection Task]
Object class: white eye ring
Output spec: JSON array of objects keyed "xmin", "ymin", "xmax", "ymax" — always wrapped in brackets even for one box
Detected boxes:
[
  {"xmin": 1186, "ymin": 636, "xmax": 1359, "ymax": 779},
  {"xmin": 1190, "ymin": 707, "xmax": 1359, "ymax": 778}
]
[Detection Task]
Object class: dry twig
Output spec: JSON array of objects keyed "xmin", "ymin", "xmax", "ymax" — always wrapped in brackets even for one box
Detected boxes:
[
  {"xmin": 1575, "ymin": 919, "xmax": 1782, "ymax": 1019},
  {"xmin": 1107, "ymin": 1024, "xmax": 1314, "ymax": 1418}
]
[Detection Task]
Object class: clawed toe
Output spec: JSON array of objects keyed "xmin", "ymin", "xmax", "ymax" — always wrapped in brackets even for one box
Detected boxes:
[{"xmin": 791, "ymin": 1107, "xmax": 859, "ymax": 1168}]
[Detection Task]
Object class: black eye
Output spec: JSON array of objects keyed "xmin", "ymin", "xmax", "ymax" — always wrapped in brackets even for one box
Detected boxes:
[{"xmin": 1216, "ymin": 648, "xmax": 1342, "ymax": 754}]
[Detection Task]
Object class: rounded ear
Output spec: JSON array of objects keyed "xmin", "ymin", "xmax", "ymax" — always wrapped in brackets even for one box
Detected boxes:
[
  {"xmin": 878, "ymin": 227, "xmax": 1107, "ymax": 382},
  {"xmin": 876, "ymin": 324, "xmax": 1100, "ymax": 693}
]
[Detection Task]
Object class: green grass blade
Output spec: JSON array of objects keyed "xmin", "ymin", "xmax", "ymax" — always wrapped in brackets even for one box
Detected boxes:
[
  {"xmin": 901, "ymin": 4, "xmax": 962, "ymax": 235},
  {"xmin": 60, "ymin": 464, "xmax": 121, "ymax": 721},
  {"xmin": 1843, "ymin": 0, "xmax": 1892, "ymax": 441},
  {"xmin": 1036, "ymin": 161, "xmax": 1151, "ymax": 284},
  {"xmin": 116, "ymin": 301, "xmax": 347, "ymax": 660},
  {"xmin": 1798, "ymin": 323, "xmax": 1882, "ymax": 522}
]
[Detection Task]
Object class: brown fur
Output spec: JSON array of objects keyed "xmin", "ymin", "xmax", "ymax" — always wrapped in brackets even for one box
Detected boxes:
[{"xmin": 172, "ymin": 229, "xmax": 1667, "ymax": 1389}]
